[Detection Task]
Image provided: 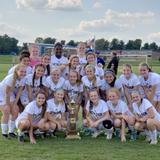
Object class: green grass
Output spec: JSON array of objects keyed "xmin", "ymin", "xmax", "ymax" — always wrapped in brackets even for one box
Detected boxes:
[
  {"xmin": 0, "ymin": 136, "xmax": 160, "ymax": 160},
  {"xmin": 0, "ymin": 55, "xmax": 160, "ymax": 160}
]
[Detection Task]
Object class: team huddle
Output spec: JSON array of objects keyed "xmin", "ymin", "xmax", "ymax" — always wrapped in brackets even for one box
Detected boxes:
[{"xmin": 0, "ymin": 42, "xmax": 160, "ymax": 145}]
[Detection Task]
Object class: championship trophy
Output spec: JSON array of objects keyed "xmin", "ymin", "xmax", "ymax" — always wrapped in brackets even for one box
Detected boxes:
[{"xmin": 66, "ymin": 99, "xmax": 81, "ymax": 139}]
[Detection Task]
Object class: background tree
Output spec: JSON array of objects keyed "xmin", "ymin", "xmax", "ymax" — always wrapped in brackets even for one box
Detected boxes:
[{"xmin": 35, "ymin": 37, "xmax": 44, "ymax": 43}]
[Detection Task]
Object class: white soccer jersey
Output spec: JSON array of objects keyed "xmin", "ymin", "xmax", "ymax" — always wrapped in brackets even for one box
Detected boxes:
[
  {"xmin": 63, "ymin": 80, "xmax": 83, "ymax": 101},
  {"xmin": 132, "ymin": 98, "xmax": 160, "ymax": 121},
  {"xmin": 139, "ymin": 72, "xmax": 160, "ymax": 96},
  {"xmin": 0, "ymin": 74, "xmax": 26, "ymax": 105},
  {"xmin": 86, "ymin": 99, "xmax": 108, "ymax": 120},
  {"xmin": 82, "ymin": 75, "xmax": 102, "ymax": 90},
  {"xmin": 47, "ymin": 98, "xmax": 65, "ymax": 119},
  {"xmin": 44, "ymin": 76, "xmax": 65, "ymax": 92},
  {"xmin": 100, "ymin": 79, "xmax": 122, "ymax": 91},
  {"xmin": 107, "ymin": 100, "xmax": 132, "ymax": 116},
  {"xmin": 16, "ymin": 101, "xmax": 43, "ymax": 127},
  {"xmin": 8, "ymin": 65, "xmax": 32, "ymax": 75},
  {"xmin": 25, "ymin": 74, "xmax": 46, "ymax": 98},
  {"xmin": 95, "ymin": 65, "xmax": 104, "ymax": 77},
  {"xmin": 78, "ymin": 56, "xmax": 87, "ymax": 66},
  {"xmin": 51, "ymin": 55, "xmax": 68, "ymax": 66},
  {"xmin": 119, "ymin": 73, "xmax": 140, "ymax": 88}
]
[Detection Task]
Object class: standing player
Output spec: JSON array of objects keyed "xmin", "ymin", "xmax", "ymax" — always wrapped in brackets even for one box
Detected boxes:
[
  {"xmin": 139, "ymin": 63, "xmax": 160, "ymax": 112},
  {"xmin": 119, "ymin": 64, "xmax": 140, "ymax": 109},
  {"xmin": 0, "ymin": 64, "xmax": 26, "ymax": 138}
]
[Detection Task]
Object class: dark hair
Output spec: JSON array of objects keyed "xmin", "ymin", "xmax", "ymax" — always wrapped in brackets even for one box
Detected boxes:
[
  {"xmin": 105, "ymin": 69, "xmax": 116, "ymax": 87},
  {"xmin": 36, "ymin": 89, "xmax": 47, "ymax": 118},
  {"xmin": 54, "ymin": 42, "xmax": 63, "ymax": 48},
  {"xmin": 19, "ymin": 50, "xmax": 30, "ymax": 56},
  {"xmin": 32, "ymin": 64, "xmax": 45, "ymax": 87},
  {"xmin": 19, "ymin": 54, "xmax": 30, "ymax": 62},
  {"xmin": 139, "ymin": 63, "xmax": 152, "ymax": 72}
]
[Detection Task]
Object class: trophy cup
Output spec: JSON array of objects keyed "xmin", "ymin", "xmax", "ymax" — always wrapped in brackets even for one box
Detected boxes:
[{"xmin": 66, "ymin": 99, "xmax": 81, "ymax": 139}]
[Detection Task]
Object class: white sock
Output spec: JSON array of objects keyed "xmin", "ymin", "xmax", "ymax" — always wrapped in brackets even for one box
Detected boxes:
[
  {"xmin": 8, "ymin": 120, "xmax": 15, "ymax": 133},
  {"xmin": 149, "ymin": 131, "xmax": 153, "ymax": 140},
  {"xmin": 145, "ymin": 129, "xmax": 150, "ymax": 137},
  {"xmin": 152, "ymin": 130, "xmax": 157, "ymax": 141},
  {"xmin": 17, "ymin": 129, "xmax": 24, "ymax": 136},
  {"xmin": 1, "ymin": 124, "xmax": 8, "ymax": 135}
]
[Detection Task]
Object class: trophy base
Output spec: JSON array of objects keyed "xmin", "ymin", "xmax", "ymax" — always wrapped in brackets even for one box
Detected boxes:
[{"xmin": 66, "ymin": 134, "xmax": 81, "ymax": 140}]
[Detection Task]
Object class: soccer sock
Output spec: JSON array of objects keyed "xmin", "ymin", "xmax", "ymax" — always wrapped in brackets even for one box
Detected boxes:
[
  {"xmin": 1, "ymin": 123, "xmax": 8, "ymax": 135},
  {"xmin": 152, "ymin": 130, "xmax": 157, "ymax": 141},
  {"xmin": 145, "ymin": 129, "xmax": 150, "ymax": 137},
  {"xmin": 8, "ymin": 120, "xmax": 15, "ymax": 133},
  {"xmin": 17, "ymin": 129, "xmax": 24, "ymax": 136}
]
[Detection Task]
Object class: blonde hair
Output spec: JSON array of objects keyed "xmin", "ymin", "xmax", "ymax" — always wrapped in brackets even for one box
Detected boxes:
[
  {"xmin": 12, "ymin": 64, "xmax": 26, "ymax": 90},
  {"xmin": 123, "ymin": 64, "xmax": 132, "ymax": 72},
  {"xmin": 107, "ymin": 88, "xmax": 120, "ymax": 99},
  {"xmin": 85, "ymin": 64, "xmax": 97, "ymax": 88},
  {"xmin": 54, "ymin": 89, "xmax": 65, "ymax": 104}
]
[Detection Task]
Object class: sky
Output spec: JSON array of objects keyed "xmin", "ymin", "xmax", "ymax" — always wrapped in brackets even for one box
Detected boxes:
[{"xmin": 0, "ymin": 0, "xmax": 160, "ymax": 45}]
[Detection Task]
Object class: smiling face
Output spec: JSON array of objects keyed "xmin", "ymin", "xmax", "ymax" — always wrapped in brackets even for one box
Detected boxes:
[
  {"xmin": 108, "ymin": 91, "xmax": 119, "ymax": 105},
  {"xmin": 139, "ymin": 65, "xmax": 149, "ymax": 79},
  {"xmin": 123, "ymin": 66, "xmax": 132, "ymax": 79},
  {"xmin": 17, "ymin": 66, "xmax": 26, "ymax": 79},
  {"xmin": 89, "ymin": 90, "xmax": 99, "ymax": 105},
  {"xmin": 54, "ymin": 90, "xmax": 64, "ymax": 103},
  {"xmin": 131, "ymin": 92, "xmax": 141, "ymax": 104},
  {"xmin": 85, "ymin": 67, "xmax": 94, "ymax": 80},
  {"xmin": 51, "ymin": 69, "xmax": 61, "ymax": 83},
  {"xmin": 69, "ymin": 71, "xmax": 77, "ymax": 84},
  {"xmin": 21, "ymin": 57, "xmax": 30, "ymax": 66},
  {"xmin": 35, "ymin": 66, "xmax": 45, "ymax": 78},
  {"xmin": 30, "ymin": 45, "xmax": 39, "ymax": 58},
  {"xmin": 70, "ymin": 57, "xmax": 79, "ymax": 68},
  {"xmin": 105, "ymin": 73, "xmax": 114, "ymax": 84},
  {"xmin": 77, "ymin": 43, "xmax": 86, "ymax": 56},
  {"xmin": 42, "ymin": 55, "xmax": 51, "ymax": 66},
  {"xmin": 36, "ymin": 93, "xmax": 46, "ymax": 107},
  {"xmin": 86, "ymin": 54, "xmax": 95, "ymax": 64}
]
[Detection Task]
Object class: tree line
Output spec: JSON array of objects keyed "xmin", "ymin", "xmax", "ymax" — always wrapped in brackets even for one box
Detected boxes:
[{"xmin": 0, "ymin": 34, "xmax": 160, "ymax": 55}]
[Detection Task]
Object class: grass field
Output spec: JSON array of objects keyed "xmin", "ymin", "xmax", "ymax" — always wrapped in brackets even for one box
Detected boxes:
[{"xmin": 0, "ymin": 55, "xmax": 160, "ymax": 160}]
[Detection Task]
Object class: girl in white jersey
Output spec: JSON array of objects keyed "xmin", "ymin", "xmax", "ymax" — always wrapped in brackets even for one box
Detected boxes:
[
  {"xmin": 77, "ymin": 42, "xmax": 87, "ymax": 66},
  {"xmin": 86, "ymin": 53, "xmax": 104, "ymax": 79},
  {"xmin": 44, "ymin": 68, "xmax": 65, "ymax": 98},
  {"xmin": 131, "ymin": 91, "xmax": 160, "ymax": 144},
  {"xmin": 0, "ymin": 64, "xmax": 26, "ymax": 138},
  {"xmin": 45, "ymin": 89, "xmax": 67, "ymax": 132},
  {"xmin": 26, "ymin": 64, "xmax": 46, "ymax": 102},
  {"xmin": 82, "ymin": 65, "xmax": 102, "ymax": 108},
  {"xmin": 100, "ymin": 69, "xmax": 122, "ymax": 100},
  {"xmin": 66, "ymin": 55, "xmax": 83, "ymax": 78},
  {"xmin": 119, "ymin": 64, "xmax": 140, "ymax": 109},
  {"xmin": 139, "ymin": 63, "xmax": 160, "ymax": 112},
  {"xmin": 8, "ymin": 51, "xmax": 32, "ymax": 75},
  {"xmin": 63, "ymin": 71, "xmax": 83, "ymax": 113},
  {"xmin": 106, "ymin": 88, "xmax": 135, "ymax": 142},
  {"xmin": 83, "ymin": 89, "xmax": 112, "ymax": 138},
  {"xmin": 41, "ymin": 53, "xmax": 51, "ymax": 77},
  {"xmin": 16, "ymin": 90, "xmax": 48, "ymax": 144}
]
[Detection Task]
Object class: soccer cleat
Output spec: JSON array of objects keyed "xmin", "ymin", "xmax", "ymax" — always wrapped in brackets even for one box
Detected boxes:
[
  {"xmin": 18, "ymin": 135, "xmax": 25, "ymax": 143},
  {"xmin": 150, "ymin": 140, "xmax": 158, "ymax": 145},
  {"xmin": 92, "ymin": 130, "xmax": 102, "ymax": 138},
  {"xmin": 2, "ymin": 134, "xmax": 8, "ymax": 139},
  {"xmin": 9, "ymin": 132, "xmax": 17, "ymax": 138},
  {"xmin": 106, "ymin": 128, "xmax": 113, "ymax": 140}
]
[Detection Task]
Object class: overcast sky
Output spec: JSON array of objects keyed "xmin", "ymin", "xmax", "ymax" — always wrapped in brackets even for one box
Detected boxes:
[{"xmin": 0, "ymin": 0, "xmax": 160, "ymax": 45}]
